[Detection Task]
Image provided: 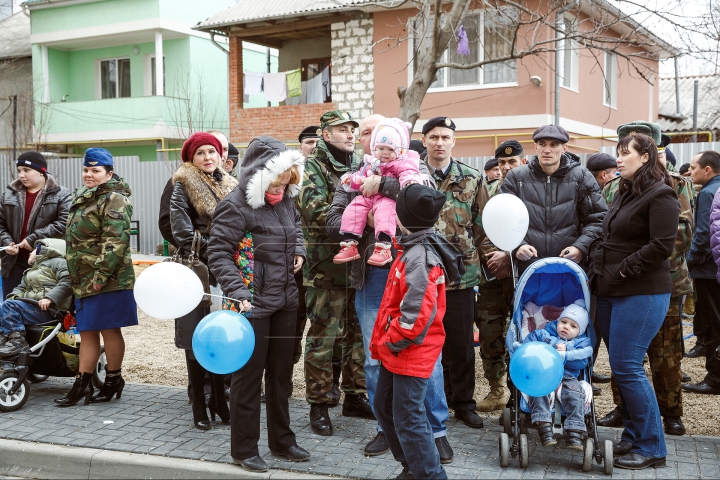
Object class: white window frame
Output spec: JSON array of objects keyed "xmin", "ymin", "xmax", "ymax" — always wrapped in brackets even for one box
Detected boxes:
[
  {"xmin": 603, "ymin": 51, "xmax": 617, "ymax": 109},
  {"xmin": 95, "ymin": 57, "xmax": 131, "ymax": 100},
  {"xmin": 559, "ymin": 14, "xmax": 579, "ymax": 92},
  {"xmin": 407, "ymin": 10, "xmax": 518, "ymax": 93},
  {"xmin": 143, "ymin": 54, "xmax": 165, "ymax": 96}
]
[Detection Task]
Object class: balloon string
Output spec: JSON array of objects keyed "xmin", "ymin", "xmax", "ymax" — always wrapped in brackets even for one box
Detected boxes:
[{"xmin": 206, "ymin": 293, "xmax": 253, "ymax": 311}]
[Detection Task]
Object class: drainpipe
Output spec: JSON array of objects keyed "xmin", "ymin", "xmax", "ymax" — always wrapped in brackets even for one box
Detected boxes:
[
  {"xmin": 554, "ymin": 0, "xmax": 579, "ymax": 126},
  {"xmin": 692, "ymin": 79, "xmax": 699, "ymax": 143},
  {"xmin": 674, "ymin": 57, "xmax": 681, "ymax": 115}
]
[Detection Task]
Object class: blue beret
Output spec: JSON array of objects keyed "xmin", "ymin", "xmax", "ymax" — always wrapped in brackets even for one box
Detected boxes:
[{"xmin": 84, "ymin": 148, "xmax": 114, "ymax": 168}]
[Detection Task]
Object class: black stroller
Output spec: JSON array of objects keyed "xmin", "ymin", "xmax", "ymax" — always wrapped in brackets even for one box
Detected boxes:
[
  {"xmin": 0, "ymin": 298, "xmax": 106, "ymax": 412},
  {"xmin": 498, "ymin": 257, "xmax": 613, "ymax": 474}
]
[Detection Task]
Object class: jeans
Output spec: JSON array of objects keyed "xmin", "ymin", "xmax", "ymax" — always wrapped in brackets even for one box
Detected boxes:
[
  {"xmin": 0, "ymin": 299, "xmax": 54, "ymax": 335},
  {"xmin": 2, "ymin": 258, "xmax": 29, "ymax": 301},
  {"xmin": 529, "ymin": 376, "xmax": 586, "ymax": 431},
  {"xmin": 596, "ymin": 293, "xmax": 670, "ymax": 459},
  {"xmin": 356, "ymin": 266, "xmax": 448, "ymax": 437},
  {"xmin": 374, "ymin": 365, "xmax": 447, "ymax": 480}
]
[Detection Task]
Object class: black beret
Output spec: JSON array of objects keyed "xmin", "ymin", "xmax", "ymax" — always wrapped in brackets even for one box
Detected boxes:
[
  {"xmin": 484, "ymin": 158, "xmax": 499, "ymax": 171},
  {"xmin": 409, "ymin": 139, "xmax": 426, "ymax": 155},
  {"xmin": 298, "ymin": 126, "xmax": 321, "ymax": 143},
  {"xmin": 659, "ymin": 134, "xmax": 672, "ymax": 148},
  {"xmin": 228, "ymin": 142, "xmax": 239, "ymax": 158},
  {"xmin": 586, "ymin": 153, "xmax": 617, "ymax": 171},
  {"xmin": 495, "ymin": 140, "xmax": 523, "ymax": 158},
  {"xmin": 678, "ymin": 163, "xmax": 690, "ymax": 175},
  {"xmin": 533, "ymin": 125, "xmax": 570, "ymax": 143},
  {"xmin": 422, "ymin": 116, "xmax": 456, "ymax": 135}
]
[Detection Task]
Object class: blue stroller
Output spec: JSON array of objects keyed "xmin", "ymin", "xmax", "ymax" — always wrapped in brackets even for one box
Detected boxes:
[{"xmin": 498, "ymin": 257, "xmax": 612, "ymax": 474}]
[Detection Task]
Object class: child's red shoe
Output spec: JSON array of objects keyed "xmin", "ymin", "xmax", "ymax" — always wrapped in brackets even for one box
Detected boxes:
[
  {"xmin": 333, "ymin": 241, "xmax": 360, "ymax": 264},
  {"xmin": 367, "ymin": 242, "xmax": 392, "ymax": 266}
]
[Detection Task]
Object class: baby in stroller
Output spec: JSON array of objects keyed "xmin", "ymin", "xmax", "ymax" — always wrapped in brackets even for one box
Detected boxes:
[
  {"xmin": 0, "ymin": 238, "xmax": 72, "ymax": 358},
  {"xmin": 510, "ymin": 301, "xmax": 592, "ymax": 450}
]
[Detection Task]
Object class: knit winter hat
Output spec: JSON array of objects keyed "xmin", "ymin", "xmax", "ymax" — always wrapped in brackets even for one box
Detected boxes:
[
  {"xmin": 17, "ymin": 151, "xmax": 48, "ymax": 175},
  {"xmin": 396, "ymin": 184, "xmax": 446, "ymax": 233},
  {"xmin": 371, "ymin": 118, "xmax": 411, "ymax": 156},
  {"xmin": 559, "ymin": 303, "xmax": 589, "ymax": 335},
  {"xmin": 181, "ymin": 132, "xmax": 223, "ymax": 163}
]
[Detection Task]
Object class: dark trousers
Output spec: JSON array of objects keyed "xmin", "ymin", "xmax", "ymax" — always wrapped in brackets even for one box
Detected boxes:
[
  {"xmin": 292, "ymin": 270, "xmax": 307, "ymax": 365},
  {"xmin": 441, "ymin": 288, "xmax": 476, "ymax": 413},
  {"xmin": 230, "ymin": 309, "xmax": 297, "ymax": 460},
  {"xmin": 696, "ymin": 279, "xmax": 720, "ymax": 388},
  {"xmin": 374, "ymin": 365, "xmax": 447, "ymax": 479},
  {"xmin": 2, "ymin": 258, "xmax": 29, "ymax": 300}
]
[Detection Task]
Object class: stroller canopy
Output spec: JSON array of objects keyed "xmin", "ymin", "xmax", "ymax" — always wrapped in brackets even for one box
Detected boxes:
[{"xmin": 513, "ymin": 257, "xmax": 591, "ymax": 313}]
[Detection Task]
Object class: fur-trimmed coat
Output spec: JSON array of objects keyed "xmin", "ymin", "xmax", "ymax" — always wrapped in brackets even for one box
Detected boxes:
[{"xmin": 208, "ymin": 136, "xmax": 306, "ymax": 319}]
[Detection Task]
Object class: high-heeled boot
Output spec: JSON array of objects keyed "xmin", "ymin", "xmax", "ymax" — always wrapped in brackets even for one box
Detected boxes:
[
  {"xmin": 91, "ymin": 368, "xmax": 125, "ymax": 403},
  {"xmin": 186, "ymin": 351, "xmax": 211, "ymax": 430},
  {"xmin": 55, "ymin": 372, "xmax": 94, "ymax": 407},
  {"xmin": 208, "ymin": 373, "xmax": 230, "ymax": 424}
]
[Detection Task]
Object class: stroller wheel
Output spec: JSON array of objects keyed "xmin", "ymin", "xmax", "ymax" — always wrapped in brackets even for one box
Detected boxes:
[
  {"xmin": 603, "ymin": 439, "xmax": 613, "ymax": 475},
  {"xmin": 92, "ymin": 347, "xmax": 107, "ymax": 389},
  {"xmin": 28, "ymin": 374, "xmax": 49, "ymax": 383},
  {"xmin": 518, "ymin": 433, "xmax": 529, "ymax": 468},
  {"xmin": 582, "ymin": 437, "xmax": 594, "ymax": 472},
  {"xmin": 499, "ymin": 433, "xmax": 510, "ymax": 467},
  {"xmin": 0, "ymin": 372, "xmax": 30, "ymax": 412},
  {"xmin": 502, "ymin": 408, "xmax": 512, "ymax": 436}
]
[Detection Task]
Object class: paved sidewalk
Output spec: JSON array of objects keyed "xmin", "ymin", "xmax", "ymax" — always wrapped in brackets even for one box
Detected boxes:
[{"xmin": 2, "ymin": 379, "xmax": 720, "ymax": 479}]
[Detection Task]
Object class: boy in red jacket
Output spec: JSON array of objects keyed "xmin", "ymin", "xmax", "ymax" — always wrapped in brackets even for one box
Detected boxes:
[{"xmin": 370, "ymin": 184, "xmax": 464, "ymax": 479}]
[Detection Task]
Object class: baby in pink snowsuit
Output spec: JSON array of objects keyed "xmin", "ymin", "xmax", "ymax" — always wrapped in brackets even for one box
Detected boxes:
[{"xmin": 333, "ymin": 118, "xmax": 425, "ymax": 266}]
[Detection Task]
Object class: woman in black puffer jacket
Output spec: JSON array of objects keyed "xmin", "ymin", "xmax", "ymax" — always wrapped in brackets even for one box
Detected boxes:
[{"xmin": 208, "ymin": 136, "xmax": 307, "ymax": 473}]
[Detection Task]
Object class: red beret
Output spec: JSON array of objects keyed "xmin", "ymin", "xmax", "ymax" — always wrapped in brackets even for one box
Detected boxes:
[{"xmin": 181, "ymin": 132, "xmax": 223, "ymax": 163}]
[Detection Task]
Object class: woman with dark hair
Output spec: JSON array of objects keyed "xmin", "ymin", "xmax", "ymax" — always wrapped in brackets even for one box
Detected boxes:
[
  {"xmin": 57, "ymin": 148, "xmax": 137, "ymax": 406},
  {"xmin": 171, "ymin": 132, "xmax": 237, "ymax": 429},
  {"xmin": 591, "ymin": 133, "xmax": 679, "ymax": 470}
]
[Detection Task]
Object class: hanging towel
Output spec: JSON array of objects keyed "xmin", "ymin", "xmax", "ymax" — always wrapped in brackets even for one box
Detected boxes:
[
  {"xmin": 321, "ymin": 66, "xmax": 331, "ymax": 101},
  {"xmin": 263, "ymin": 72, "xmax": 287, "ymax": 102},
  {"xmin": 244, "ymin": 71, "xmax": 263, "ymax": 96},
  {"xmin": 286, "ymin": 69, "xmax": 302, "ymax": 98},
  {"xmin": 306, "ymin": 74, "xmax": 324, "ymax": 104},
  {"xmin": 287, "ymin": 81, "xmax": 308, "ymax": 105}
]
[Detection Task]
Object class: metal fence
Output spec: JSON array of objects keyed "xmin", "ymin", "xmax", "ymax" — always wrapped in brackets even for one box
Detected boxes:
[
  {"xmin": 600, "ymin": 141, "xmax": 720, "ymax": 166},
  {"xmin": 0, "ymin": 155, "xmax": 179, "ymax": 255}
]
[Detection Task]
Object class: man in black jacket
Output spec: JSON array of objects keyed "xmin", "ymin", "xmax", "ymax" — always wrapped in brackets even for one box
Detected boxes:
[{"xmin": 500, "ymin": 125, "xmax": 606, "ymax": 274}]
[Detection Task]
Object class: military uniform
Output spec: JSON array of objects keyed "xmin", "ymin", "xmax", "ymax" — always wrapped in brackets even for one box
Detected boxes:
[
  {"xmin": 296, "ymin": 129, "xmax": 366, "ymax": 405},
  {"xmin": 602, "ymin": 171, "xmax": 694, "ymax": 418}
]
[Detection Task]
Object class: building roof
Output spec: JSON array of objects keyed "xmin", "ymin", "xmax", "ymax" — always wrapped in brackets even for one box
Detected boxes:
[
  {"xmin": 658, "ymin": 75, "xmax": 720, "ymax": 132},
  {"xmin": 0, "ymin": 11, "xmax": 31, "ymax": 59}
]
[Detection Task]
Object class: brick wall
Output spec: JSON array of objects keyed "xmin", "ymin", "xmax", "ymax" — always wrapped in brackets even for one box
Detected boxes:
[{"xmin": 230, "ymin": 103, "xmax": 337, "ymax": 144}]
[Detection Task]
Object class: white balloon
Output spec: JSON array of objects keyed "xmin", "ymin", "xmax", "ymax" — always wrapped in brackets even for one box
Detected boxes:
[
  {"xmin": 482, "ymin": 193, "xmax": 530, "ymax": 251},
  {"xmin": 133, "ymin": 262, "xmax": 205, "ymax": 319}
]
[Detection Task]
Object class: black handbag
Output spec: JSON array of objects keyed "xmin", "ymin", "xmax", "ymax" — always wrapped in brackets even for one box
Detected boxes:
[{"xmin": 169, "ymin": 230, "xmax": 212, "ymax": 308}]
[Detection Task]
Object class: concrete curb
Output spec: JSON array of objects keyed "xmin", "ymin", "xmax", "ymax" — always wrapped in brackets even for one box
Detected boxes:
[{"xmin": 0, "ymin": 439, "xmax": 333, "ymax": 479}]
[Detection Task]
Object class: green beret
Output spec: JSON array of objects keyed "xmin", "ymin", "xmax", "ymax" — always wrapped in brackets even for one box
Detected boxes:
[{"xmin": 616, "ymin": 121, "xmax": 661, "ymax": 145}]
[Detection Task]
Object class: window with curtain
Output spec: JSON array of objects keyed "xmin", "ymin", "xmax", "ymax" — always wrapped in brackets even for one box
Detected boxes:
[
  {"xmin": 603, "ymin": 52, "xmax": 617, "ymax": 108},
  {"xmin": 413, "ymin": 9, "xmax": 517, "ymax": 89},
  {"xmin": 100, "ymin": 58, "xmax": 131, "ymax": 99}
]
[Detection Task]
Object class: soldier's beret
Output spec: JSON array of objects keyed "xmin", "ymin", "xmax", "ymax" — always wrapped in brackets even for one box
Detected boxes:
[
  {"xmin": 495, "ymin": 140, "xmax": 524, "ymax": 158},
  {"xmin": 586, "ymin": 153, "xmax": 617, "ymax": 171},
  {"xmin": 227, "ymin": 143, "xmax": 239, "ymax": 166},
  {"xmin": 665, "ymin": 148, "xmax": 677, "ymax": 167},
  {"xmin": 679, "ymin": 163, "xmax": 690, "ymax": 175},
  {"xmin": 299, "ymin": 126, "xmax": 321, "ymax": 143},
  {"xmin": 659, "ymin": 134, "xmax": 672, "ymax": 149},
  {"xmin": 484, "ymin": 158, "xmax": 499, "ymax": 171},
  {"xmin": 320, "ymin": 111, "xmax": 358, "ymax": 129},
  {"xmin": 616, "ymin": 121, "xmax": 662, "ymax": 145},
  {"xmin": 84, "ymin": 148, "xmax": 114, "ymax": 168},
  {"xmin": 422, "ymin": 116, "xmax": 456, "ymax": 135},
  {"xmin": 532, "ymin": 125, "xmax": 570, "ymax": 143}
]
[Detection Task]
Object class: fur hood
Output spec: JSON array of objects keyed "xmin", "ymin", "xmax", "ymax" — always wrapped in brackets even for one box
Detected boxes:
[
  {"xmin": 241, "ymin": 136, "xmax": 305, "ymax": 209},
  {"xmin": 172, "ymin": 162, "xmax": 237, "ymax": 225}
]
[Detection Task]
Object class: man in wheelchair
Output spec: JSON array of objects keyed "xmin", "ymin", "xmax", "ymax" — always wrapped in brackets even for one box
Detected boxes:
[{"xmin": 0, "ymin": 239, "xmax": 72, "ymax": 357}]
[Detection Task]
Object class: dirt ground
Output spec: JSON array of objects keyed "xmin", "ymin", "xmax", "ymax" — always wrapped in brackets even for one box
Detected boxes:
[{"xmin": 124, "ymin": 265, "xmax": 720, "ymax": 437}]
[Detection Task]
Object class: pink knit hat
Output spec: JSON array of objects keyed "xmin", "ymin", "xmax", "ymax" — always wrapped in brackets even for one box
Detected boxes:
[{"xmin": 371, "ymin": 118, "xmax": 412, "ymax": 156}]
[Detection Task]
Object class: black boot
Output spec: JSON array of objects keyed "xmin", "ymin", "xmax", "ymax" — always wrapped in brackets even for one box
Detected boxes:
[
  {"xmin": 535, "ymin": 422, "xmax": 557, "ymax": 446},
  {"xmin": 342, "ymin": 393, "xmax": 375, "ymax": 419},
  {"xmin": 597, "ymin": 406, "xmax": 624, "ymax": 427},
  {"xmin": 91, "ymin": 368, "xmax": 125, "ymax": 402},
  {"xmin": 208, "ymin": 373, "xmax": 230, "ymax": 424},
  {"xmin": 310, "ymin": 403, "xmax": 333, "ymax": 436},
  {"xmin": 55, "ymin": 373, "xmax": 94, "ymax": 407},
  {"xmin": 186, "ymin": 351, "xmax": 211, "ymax": 430}
]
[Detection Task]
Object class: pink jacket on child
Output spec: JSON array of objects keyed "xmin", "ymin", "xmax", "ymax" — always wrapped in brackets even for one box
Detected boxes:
[{"xmin": 346, "ymin": 151, "xmax": 423, "ymax": 191}]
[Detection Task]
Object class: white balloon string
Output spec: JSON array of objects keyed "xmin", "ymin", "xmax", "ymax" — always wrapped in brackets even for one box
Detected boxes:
[{"xmin": 206, "ymin": 293, "xmax": 253, "ymax": 311}]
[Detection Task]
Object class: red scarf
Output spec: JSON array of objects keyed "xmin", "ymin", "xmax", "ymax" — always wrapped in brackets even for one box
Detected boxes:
[{"xmin": 265, "ymin": 191, "xmax": 283, "ymax": 205}]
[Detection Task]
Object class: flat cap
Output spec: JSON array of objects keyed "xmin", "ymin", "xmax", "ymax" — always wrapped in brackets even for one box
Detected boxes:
[
  {"xmin": 422, "ymin": 116, "xmax": 456, "ymax": 135},
  {"xmin": 320, "ymin": 111, "xmax": 358, "ymax": 129},
  {"xmin": 532, "ymin": 125, "xmax": 570, "ymax": 143},
  {"xmin": 616, "ymin": 121, "xmax": 661, "ymax": 145},
  {"xmin": 484, "ymin": 158, "xmax": 499, "ymax": 171},
  {"xmin": 586, "ymin": 153, "xmax": 617, "ymax": 171},
  {"xmin": 299, "ymin": 125, "xmax": 321, "ymax": 143},
  {"xmin": 495, "ymin": 140, "xmax": 524, "ymax": 158}
]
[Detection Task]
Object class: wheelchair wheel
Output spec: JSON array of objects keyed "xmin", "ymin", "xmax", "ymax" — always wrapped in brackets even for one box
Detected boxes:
[
  {"xmin": 0, "ymin": 371, "xmax": 29, "ymax": 412},
  {"xmin": 499, "ymin": 433, "xmax": 510, "ymax": 467},
  {"xmin": 502, "ymin": 408, "xmax": 512, "ymax": 435},
  {"xmin": 27, "ymin": 373, "xmax": 49, "ymax": 383},
  {"xmin": 518, "ymin": 433, "xmax": 529, "ymax": 468},
  {"xmin": 92, "ymin": 347, "xmax": 107, "ymax": 389},
  {"xmin": 582, "ymin": 437, "xmax": 594, "ymax": 472},
  {"xmin": 603, "ymin": 439, "xmax": 613, "ymax": 475}
]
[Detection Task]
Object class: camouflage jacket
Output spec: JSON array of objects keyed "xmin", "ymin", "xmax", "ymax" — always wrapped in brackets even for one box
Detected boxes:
[
  {"xmin": 66, "ymin": 176, "xmax": 135, "ymax": 298},
  {"xmin": 8, "ymin": 238, "xmax": 73, "ymax": 311},
  {"xmin": 425, "ymin": 158, "xmax": 488, "ymax": 290},
  {"xmin": 296, "ymin": 140, "xmax": 361, "ymax": 289},
  {"xmin": 602, "ymin": 171, "xmax": 694, "ymax": 296},
  {"xmin": 487, "ymin": 177, "xmax": 503, "ymax": 197}
]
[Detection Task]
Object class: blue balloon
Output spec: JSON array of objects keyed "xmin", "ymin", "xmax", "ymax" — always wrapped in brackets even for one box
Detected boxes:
[
  {"xmin": 509, "ymin": 342, "xmax": 564, "ymax": 397},
  {"xmin": 192, "ymin": 310, "xmax": 255, "ymax": 375}
]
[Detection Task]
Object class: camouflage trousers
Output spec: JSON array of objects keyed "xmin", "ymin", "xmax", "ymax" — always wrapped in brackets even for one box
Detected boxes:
[
  {"xmin": 475, "ymin": 277, "xmax": 513, "ymax": 382},
  {"xmin": 304, "ymin": 287, "xmax": 366, "ymax": 404},
  {"xmin": 610, "ymin": 297, "xmax": 683, "ymax": 417}
]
